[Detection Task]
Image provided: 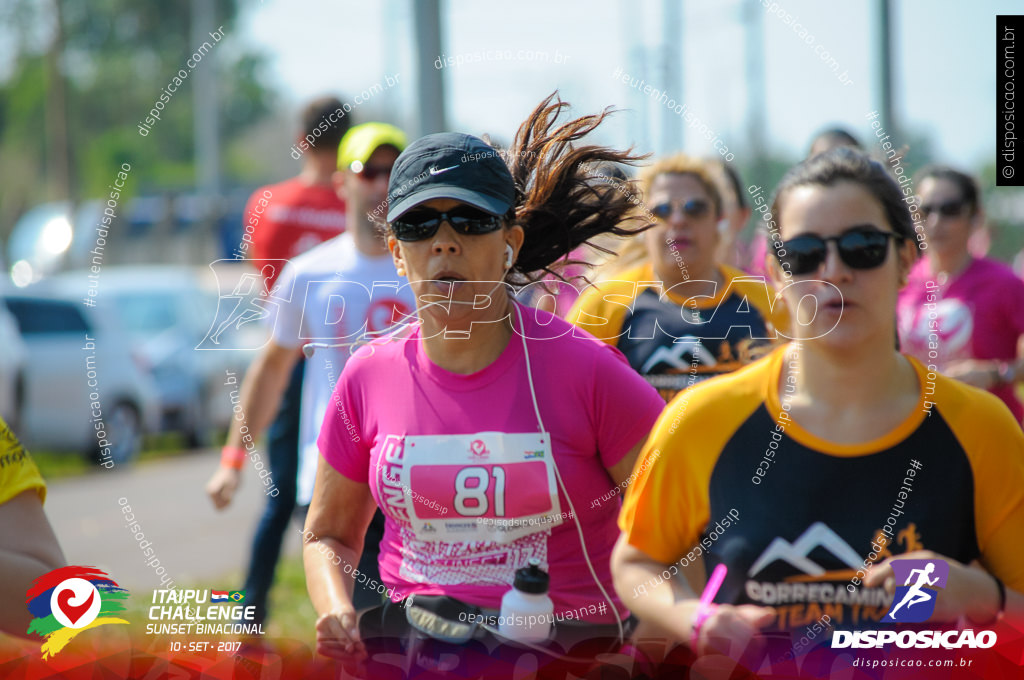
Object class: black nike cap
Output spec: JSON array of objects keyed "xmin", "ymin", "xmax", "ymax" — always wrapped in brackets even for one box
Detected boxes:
[{"xmin": 386, "ymin": 132, "xmax": 516, "ymax": 222}]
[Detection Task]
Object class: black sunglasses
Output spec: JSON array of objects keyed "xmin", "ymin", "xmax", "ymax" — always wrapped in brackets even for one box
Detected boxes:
[
  {"xmin": 651, "ymin": 199, "xmax": 712, "ymax": 220},
  {"xmin": 918, "ymin": 200, "xmax": 967, "ymax": 220},
  {"xmin": 390, "ymin": 207, "xmax": 503, "ymax": 242},
  {"xmin": 776, "ymin": 228, "xmax": 904, "ymax": 276},
  {"xmin": 350, "ymin": 161, "xmax": 393, "ymax": 182}
]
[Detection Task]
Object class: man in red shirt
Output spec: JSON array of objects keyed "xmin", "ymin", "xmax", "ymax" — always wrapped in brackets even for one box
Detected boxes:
[
  {"xmin": 237, "ymin": 96, "xmax": 351, "ymax": 283},
  {"xmin": 227, "ymin": 96, "xmax": 351, "ymax": 628}
]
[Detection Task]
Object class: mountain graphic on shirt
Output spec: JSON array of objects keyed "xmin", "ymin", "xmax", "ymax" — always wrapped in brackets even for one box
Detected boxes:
[
  {"xmin": 748, "ymin": 522, "xmax": 864, "ymax": 579},
  {"xmin": 640, "ymin": 336, "xmax": 716, "ymax": 373}
]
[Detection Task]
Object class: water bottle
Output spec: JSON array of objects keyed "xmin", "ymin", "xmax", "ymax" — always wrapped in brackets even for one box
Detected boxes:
[{"xmin": 499, "ymin": 558, "xmax": 554, "ymax": 643}]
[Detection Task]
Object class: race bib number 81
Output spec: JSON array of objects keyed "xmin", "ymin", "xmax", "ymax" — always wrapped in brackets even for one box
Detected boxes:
[
  {"xmin": 411, "ymin": 462, "xmax": 550, "ymax": 519},
  {"xmin": 402, "ymin": 432, "xmax": 563, "ymax": 543}
]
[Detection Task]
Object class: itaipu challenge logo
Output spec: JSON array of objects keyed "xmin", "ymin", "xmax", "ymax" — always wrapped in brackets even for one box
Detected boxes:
[{"xmin": 25, "ymin": 566, "xmax": 129, "ymax": 658}]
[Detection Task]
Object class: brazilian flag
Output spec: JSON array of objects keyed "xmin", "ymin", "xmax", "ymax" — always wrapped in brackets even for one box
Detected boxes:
[{"xmin": 229, "ymin": 590, "xmax": 246, "ymax": 602}]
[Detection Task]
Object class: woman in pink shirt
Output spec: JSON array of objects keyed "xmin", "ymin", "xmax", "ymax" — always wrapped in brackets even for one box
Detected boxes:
[
  {"xmin": 897, "ymin": 165, "xmax": 1024, "ymax": 423},
  {"xmin": 302, "ymin": 94, "xmax": 666, "ymax": 675}
]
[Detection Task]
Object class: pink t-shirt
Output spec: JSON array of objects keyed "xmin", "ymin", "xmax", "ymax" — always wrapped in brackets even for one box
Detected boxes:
[
  {"xmin": 745, "ymin": 232, "xmax": 769, "ymax": 279},
  {"xmin": 898, "ymin": 257, "xmax": 1024, "ymax": 422},
  {"xmin": 318, "ymin": 304, "xmax": 665, "ymax": 622}
]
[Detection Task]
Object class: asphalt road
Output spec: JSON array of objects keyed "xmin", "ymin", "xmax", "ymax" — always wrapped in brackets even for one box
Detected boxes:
[{"xmin": 42, "ymin": 451, "xmax": 301, "ymax": 592}]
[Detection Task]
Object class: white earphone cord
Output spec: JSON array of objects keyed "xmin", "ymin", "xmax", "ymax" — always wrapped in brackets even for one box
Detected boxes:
[{"xmin": 514, "ymin": 302, "xmax": 625, "ymax": 647}]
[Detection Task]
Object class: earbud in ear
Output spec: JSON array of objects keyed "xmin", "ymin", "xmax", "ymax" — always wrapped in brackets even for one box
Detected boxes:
[
  {"xmin": 504, "ymin": 244, "xmax": 514, "ymax": 268},
  {"xmin": 390, "ymin": 242, "xmax": 407, "ymax": 277}
]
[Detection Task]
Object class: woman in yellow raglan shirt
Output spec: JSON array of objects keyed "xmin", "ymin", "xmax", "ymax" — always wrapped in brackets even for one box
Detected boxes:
[
  {"xmin": 0, "ymin": 417, "xmax": 65, "ymax": 636},
  {"xmin": 569, "ymin": 154, "xmax": 788, "ymax": 401},
  {"xmin": 612, "ymin": 148, "xmax": 1024, "ymax": 669}
]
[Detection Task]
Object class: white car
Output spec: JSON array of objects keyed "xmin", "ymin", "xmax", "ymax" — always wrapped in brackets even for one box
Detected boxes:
[
  {"xmin": 99, "ymin": 266, "xmax": 262, "ymax": 447},
  {"xmin": 2, "ymin": 277, "xmax": 162, "ymax": 464},
  {"xmin": 0, "ymin": 299, "xmax": 26, "ymax": 428}
]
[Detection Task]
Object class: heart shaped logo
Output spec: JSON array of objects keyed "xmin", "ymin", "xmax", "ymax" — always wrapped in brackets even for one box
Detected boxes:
[
  {"xmin": 27, "ymin": 568, "xmax": 127, "ymax": 658},
  {"xmin": 57, "ymin": 588, "xmax": 95, "ymax": 626},
  {"xmin": 470, "ymin": 439, "xmax": 488, "ymax": 457},
  {"xmin": 49, "ymin": 578, "xmax": 101, "ymax": 629}
]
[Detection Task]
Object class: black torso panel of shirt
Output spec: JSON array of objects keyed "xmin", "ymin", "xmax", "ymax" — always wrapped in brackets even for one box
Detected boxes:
[
  {"xmin": 617, "ymin": 288, "xmax": 774, "ymax": 379},
  {"xmin": 704, "ymin": 404, "xmax": 978, "ymax": 632}
]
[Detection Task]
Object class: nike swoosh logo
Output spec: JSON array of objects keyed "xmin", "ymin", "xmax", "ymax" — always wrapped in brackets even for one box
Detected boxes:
[{"xmin": 429, "ymin": 165, "xmax": 458, "ymax": 176}]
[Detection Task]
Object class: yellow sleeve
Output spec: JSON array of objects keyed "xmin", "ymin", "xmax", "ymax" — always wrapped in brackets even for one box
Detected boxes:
[
  {"xmin": 0, "ymin": 417, "xmax": 46, "ymax": 506},
  {"xmin": 939, "ymin": 377, "xmax": 1024, "ymax": 592},
  {"xmin": 618, "ymin": 355, "xmax": 773, "ymax": 564},
  {"xmin": 567, "ymin": 267, "xmax": 649, "ymax": 347}
]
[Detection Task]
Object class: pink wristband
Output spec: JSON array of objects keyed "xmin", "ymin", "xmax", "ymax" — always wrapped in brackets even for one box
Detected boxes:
[
  {"xmin": 220, "ymin": 446, "xmax": 247, "ymax": 470},
  {"xmin": 691, "ymin": 603, "xmax": 717, "ymax": 650}
]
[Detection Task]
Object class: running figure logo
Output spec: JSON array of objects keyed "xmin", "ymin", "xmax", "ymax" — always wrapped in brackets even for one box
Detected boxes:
[
  {"xmin": 197, "ymin": 260, "xmax": 292, "ymax": 350},
  {"xmin": 207, "ymin": 264, "xmax": 281, "ymax": 344},
  {"xmin": 881, "ymin": 559, "xmax": 949, "ymax": 623}
]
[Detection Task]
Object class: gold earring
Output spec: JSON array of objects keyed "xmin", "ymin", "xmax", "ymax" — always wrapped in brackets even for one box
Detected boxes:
[{"xmin": 396, "ymin": 265, "xmax": 406, "ymax": 277}]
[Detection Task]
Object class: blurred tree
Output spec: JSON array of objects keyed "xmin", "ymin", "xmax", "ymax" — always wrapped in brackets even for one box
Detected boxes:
[
  {"xmin": 734, "ymin": 151, "xmax": 800, "ymax": 244},
  {"xmin": 978, "ymin": 161, "xmax": 1024, "ymax": 262},
  {"xmin": 0, "ymin": 0, "xmax": 276, "ymax": 238}
]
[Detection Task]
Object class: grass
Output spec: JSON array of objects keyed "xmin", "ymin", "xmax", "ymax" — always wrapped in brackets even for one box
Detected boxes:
[
  {"xmin": 263, "ymin": 554, "xmax": 318, "ymax": 644},
  {"xmin": 27, "ymin": 450, "xmax": 93, "ymax": 480},
  {"xmin": 31, "ymin": 431, "xmax": 224, "ymax": 481}
]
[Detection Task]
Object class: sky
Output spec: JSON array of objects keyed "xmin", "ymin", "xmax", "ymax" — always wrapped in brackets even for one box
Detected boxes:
[{"xmin": 239, "ymin": 0, "xmax": 1013, "ymax": 173}]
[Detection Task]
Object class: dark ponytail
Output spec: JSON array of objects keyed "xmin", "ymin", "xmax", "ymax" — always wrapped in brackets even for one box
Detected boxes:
[{"xmin": 503, "ymin": 92, "xmax": 650, "ymax": 283}]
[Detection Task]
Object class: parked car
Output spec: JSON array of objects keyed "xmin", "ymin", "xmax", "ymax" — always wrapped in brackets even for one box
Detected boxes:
[
  {"xmin": 2, "ymin": 277, "xmax": 161, "ymax": 464},
  {"xmin": 98, "ymin": 266, "xmax": 262, "ymax": 447},
  {"xmin": 7, "ymin": 190, "xmax": 254, "ymax": 286},
  {"xmin": 0, "ymin": 295, "xmax": 26, "ymax": 429}
]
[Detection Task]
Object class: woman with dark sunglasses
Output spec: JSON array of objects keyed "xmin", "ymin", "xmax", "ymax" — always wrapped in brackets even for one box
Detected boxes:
[
  {"xmin": 569, "ymin": 154, "xmax": 789, "ymax": 401},
  {"xmin": 301, "ymin": 95, "xmax": 666, "ymax": 676},
  {"xmin": 612, "ymin": 148, "xmax": 1024, "ymax": 674},
  {"xmin": 897, "ymin": 165, "xmax": 1024, "ymax": 425}
]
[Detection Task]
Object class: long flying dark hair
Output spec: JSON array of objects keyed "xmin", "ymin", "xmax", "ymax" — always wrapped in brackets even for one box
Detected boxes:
[{"xmin": 503, "ymin": 92, "xmax": 650, "ymax": 283}]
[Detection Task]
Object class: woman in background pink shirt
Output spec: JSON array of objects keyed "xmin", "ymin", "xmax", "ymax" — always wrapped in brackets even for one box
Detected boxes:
[
  {"xmin": 897, "ymin": 165, "xmax": 1024, "ymax": 423},
  {"xmin": 302, "ymin": 94, "xmax": 665, "ymax": 674}
]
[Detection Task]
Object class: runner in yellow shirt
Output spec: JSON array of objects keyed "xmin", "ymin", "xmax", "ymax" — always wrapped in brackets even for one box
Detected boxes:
[
  {"xmin": 570, "ymin": 154, "xmax": 788, "ymax": 401},
  {"xmin": 0, "ymin": 417, "xmax": 65, "ymax": 636},
  {"xmin": 612, "ymin": 148, "xmax": 1024, "ymax": 672}
]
